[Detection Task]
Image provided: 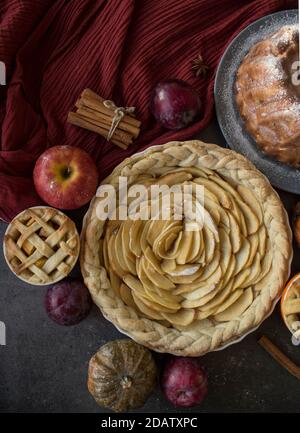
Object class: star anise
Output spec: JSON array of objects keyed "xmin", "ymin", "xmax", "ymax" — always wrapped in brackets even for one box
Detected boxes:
[{"xmin": 191, "ymin": 54, "xmax": 209, "ymax": 77}]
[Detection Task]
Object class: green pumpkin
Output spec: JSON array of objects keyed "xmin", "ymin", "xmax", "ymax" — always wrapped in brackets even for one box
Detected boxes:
[{"xmin": 88, "ymin": 339, "xmax": 157, "ymax": 412}]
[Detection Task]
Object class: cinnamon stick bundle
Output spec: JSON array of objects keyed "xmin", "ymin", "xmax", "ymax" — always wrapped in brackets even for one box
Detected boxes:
[{"xmin": 68, "ymin": 89, "xmax": 141, "ymax": 149}]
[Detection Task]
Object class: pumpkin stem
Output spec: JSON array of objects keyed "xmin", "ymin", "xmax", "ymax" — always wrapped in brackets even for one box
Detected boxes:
[{"xmin": 120, "ymin": 376, "xmax": 132, "ymax": 389}]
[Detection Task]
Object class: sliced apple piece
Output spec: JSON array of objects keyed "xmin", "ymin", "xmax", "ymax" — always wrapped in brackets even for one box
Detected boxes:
[
  {"xmin": 240, "ymin": 254, "xmax": 261, "ymax": 288},
  {"xmin": 196, "ymin": 308, "xmax": 217, "ymax": 320},
  {"xmin": 213, "ymin": 288, "xmax": 244, "ymax": 315},
  {"xmin": 182, "ymin": 291, "xmax": 216, "ymax": 309},
  {"xmin": 165, "ymin": 230, "xmax": 183, "ymax": 259},
  {"xmin": 132, "ymin": 291, "xmax": 176, "ymax": 314},
  {"xmin": 237, "ymin": 185, "xmax": 263, "ymax": 225},
  {"xmin": 176, "ymin": 230, "xmax": 194, "ymax": 264},
  {"xmin": 197, "ymin": 249, "xmax": 221, "ymax": 283},
  {"xmin": 124, "ymin": 273, "xmax": 147, "ymax": 298},
  {"xmin": 136, "ymin": 263, "xmax": 181, "ymax": 310},
  {"xmin": 121, "ymin": 222, "xmax": 137, "ymax": 275},
  {"xmin": 218, "ymin": 228, "xmax": 232, "ymax": 274},
  {"xmin": 236, "ymin": 199, "xmax": 260, "ymax": 235},
  {"xmin": 129, "ymin": 220, "xmax": 144, "ymax": 257},
  {"xmin": 164, "ymin": 231, "xmax": 179, "ymax": 252},
  {"xmin": 232, "ymin": 268, "xmax": 251, "ymax": 291},
  {"xmin": 162, "ymin": 309, "xmax": 195, "ymax": 327},
  {"xmin": 107, "ymin": 234, "xmax": 126, "ymax": 278},
  {"xmin": 153, "ymin": 221, "xmax": 182, "ymax": 259},
  {"xmin": 188, "ymin": 284, "xmax": 220, "ymax": 307},
  {"xmin": 119, "ymin": 283, "xmax": 136, "ymax": 308},
  {"xmin": 147, "ymin": 220, "xmax": 169, "ymax": 246},
  {"xmin": 218, "ymin": 205, "xmax": 230, "ymax": 231},
  {"xmin": 109, "ymin": 270, "xmax": 121, "ymax": 297},
  {"xmin": 174, "ymin": 166, "xmax": 211, "ymax": 178},
  {"xmin": 213, "ymin": 287, "xmax": 253, "ymax": 322},
  {"xmin": 181, "ymin": 266, "xmax": 222, "ymax": 299},
  {"xmin": 245, "ymin": 233, "xmax": 259, "ymax": 268},
  {"xmin": 141, "ymin": 257, "xmax": 175, "ymax": 290},
  {"xmin": 161, "ymin": 258, "xmax": 177, "ymax": 273},
  {"xmin": 202, "ymin": 226, "xmax": 216, "ymax": 264},
  {"xmin": 251, "ymin": 246, "xmax": 273, "ymax": 286},
  {"xmin": 167, "ymin": 264, "xmax": 203, "ymax": 284},
  {"xmin": 131, "ymin": 292, "xmax": 163, "ymax": 320},
  {"xmin": 220, "ymin": 253, "xmax": 234, "ymax": 285},
  {"xmin": 258, "ymin": 225, "xmax": 267, "ymax": 256},
  {"xmin": 203, "ymin": 207, "xmax": 219, "ymax": 240},
  {"xmin": 227, "ymin": 212, "xmax": 242, "ymax": 253},
  {"xmin": 144, "ymin": 246, "xmax": 163, "ymax": 274},
  {"xmin": 156, "ymin": 171, "xmax": 193, "ymax": 186},
  {"xmin": 186, "ymin": 229, "xmax": 202, "ymax": 263},
  {"xmin": 196, "ymin": 183, "xmax": 219, "ymax": 203},
  {"xmin": 233, "ymin": 237, "xmax": 250, "ymax": 276},
  {"xmin": 197, "ymin": 177, "xmax": 232, "ymax": 209},
  {"xmin": 115, "ymin": 225, "xmax": 131, "ymax": 273},
  {"xmin": 212, "ymin": 174, "xmax": 238, "ymax": 198},
  {"xmin": 103, "ymin": 236, "xmax": 109, "ymax": 269},
  {"xmin": 202, "ymin": 196, "xmax": 221, "ymax": 225},
  {"xmin": 200, "ymin": 280, "xmax": 234, "ymax": 312}
]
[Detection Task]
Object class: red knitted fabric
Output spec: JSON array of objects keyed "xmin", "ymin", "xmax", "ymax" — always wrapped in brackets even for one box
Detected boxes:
[{"xmin": 0, "ymin": 0, "xmax": 296, "ymax": 222}]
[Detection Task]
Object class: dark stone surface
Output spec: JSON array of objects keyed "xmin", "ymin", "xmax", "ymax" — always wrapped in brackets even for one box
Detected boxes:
[{"xmin": 1, "ymin": 115, "xmax": 300, "ymax": 413}]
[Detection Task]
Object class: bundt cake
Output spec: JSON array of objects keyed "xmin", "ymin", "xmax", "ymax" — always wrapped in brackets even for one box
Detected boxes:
[{"xmin": 236, "ymin": 25, "xmax": 300, "ymax": 167}]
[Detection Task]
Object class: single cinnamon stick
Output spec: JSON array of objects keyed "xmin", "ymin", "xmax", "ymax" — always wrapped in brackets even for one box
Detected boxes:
[
  {"xmin": 68, "ymin": 112, "xmax": 128, "ymax": 150},
  {"xmin": 81, "ymin": 88, "xmax": 103, "ymax": 102},
  {"xmin": 258, "ymin": 335, "xmax": 300, "ymax": 380},
  {"xmin": 76, "ymin": 100, "xmax": 140, "ymax": 138},
  {"xmin": 81, "ymin": 89, "xmax": 141, "ymax": 129}
]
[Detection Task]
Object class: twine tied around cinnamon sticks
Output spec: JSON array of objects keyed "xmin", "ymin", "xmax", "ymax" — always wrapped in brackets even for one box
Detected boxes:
[
  {"xmin": 102, "ymin": 100, "xmax": 136, "ymax": 141},
  {"xmin": 68, "ymin": 89, "xmax": 141, "ymax": 149}
]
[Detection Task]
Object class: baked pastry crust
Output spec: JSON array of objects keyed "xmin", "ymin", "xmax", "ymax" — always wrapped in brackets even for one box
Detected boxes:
[
  {"xmin": 80, "ymin": 141, "xmax": 292, "ymax": 356},
  {"xmin": 236, "ymin": 25, "xmax": 300, "ymax": 167},
  {"xmin": 4, "ymin": 207, "xmax": 80, "ymax": 285}
]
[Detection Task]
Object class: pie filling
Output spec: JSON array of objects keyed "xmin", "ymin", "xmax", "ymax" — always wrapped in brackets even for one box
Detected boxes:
[{"xmin": 98, "ymin": 165, "xmax": 271, "ymax": 329}]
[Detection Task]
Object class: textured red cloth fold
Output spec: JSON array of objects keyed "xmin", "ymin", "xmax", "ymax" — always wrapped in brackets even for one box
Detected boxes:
[{"xmin": 0, "ymin": 0, "xmax": 297, "ymax": 222}]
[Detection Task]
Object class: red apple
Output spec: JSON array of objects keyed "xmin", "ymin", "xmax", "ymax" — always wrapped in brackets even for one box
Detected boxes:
[
  {"xmin": 150, "ymin": 79, "xmax": 202, "ymax": 130},
  {"xmin": 161, "ymin": 357, "xmax": 208, "ymax": 408},
  {"xmin": 45, "ymin": 279, "xmax": 92, "ymax": 326},
  {"xmin": 33, "ymin": 145, "xmax": 98, "ymax": 210}
]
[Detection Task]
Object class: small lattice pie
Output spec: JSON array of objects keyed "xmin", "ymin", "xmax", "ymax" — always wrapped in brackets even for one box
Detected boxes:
[
  {"xmin": 80, "ymin": 141, "xmax": 292, "ymax": 356},
  {"xmin": 4, "ymin": 207, "xmax": 80, "ymax": 285}
]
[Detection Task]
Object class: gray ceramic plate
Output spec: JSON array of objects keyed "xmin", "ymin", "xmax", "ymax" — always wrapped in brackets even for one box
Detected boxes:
[{"xmin": 214, "ymin": 10, "xmax": 300, "ymax": 193}]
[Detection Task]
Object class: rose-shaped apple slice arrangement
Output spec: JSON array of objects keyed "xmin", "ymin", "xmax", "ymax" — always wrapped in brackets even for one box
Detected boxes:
[
  {"xmin": 33, "ymin": 145, "xmax": 98, "ymax": 210},
  {"xmin": 99, "ymin": 165, "xmax": 268, "ymax": 328}
]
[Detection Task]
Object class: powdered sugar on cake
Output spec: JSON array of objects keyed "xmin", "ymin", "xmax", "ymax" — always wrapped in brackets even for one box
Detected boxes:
[{"xmin": 235, "ymin": 24, "xmax": 300, "ymax": 167}]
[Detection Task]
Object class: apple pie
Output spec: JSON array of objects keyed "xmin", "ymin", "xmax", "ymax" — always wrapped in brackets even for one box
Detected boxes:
[
  {"xmin": 80, "ymin": 141, "xmax": 292, "ymax": 356},
  {"xmin": 4, "ymin": 207, "xmax": 80, "ymax": 285}
]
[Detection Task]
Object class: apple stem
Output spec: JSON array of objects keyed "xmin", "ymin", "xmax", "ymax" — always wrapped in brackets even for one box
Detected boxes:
[{"xmin": 61, "ymin": 167, "xmax": 72, "ymax": 179}]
